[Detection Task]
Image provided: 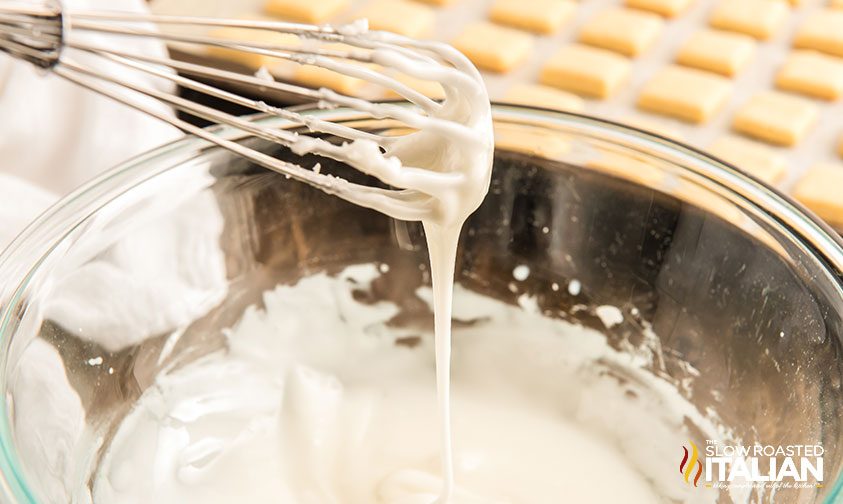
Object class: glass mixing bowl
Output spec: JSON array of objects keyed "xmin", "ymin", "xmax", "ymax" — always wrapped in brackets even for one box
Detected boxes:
[{"xmin": 0, "ymin": 105, "xmax": 841, "ymax": 503}]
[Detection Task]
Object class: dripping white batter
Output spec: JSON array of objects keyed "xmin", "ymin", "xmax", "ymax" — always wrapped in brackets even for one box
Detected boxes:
[
  {"xmin": 96, "ymin": 29, "xmax": 494, "ymax": 503},
  {"xmin": 289, "ymin": 31, "xmax": 495, "ymax": 503}
]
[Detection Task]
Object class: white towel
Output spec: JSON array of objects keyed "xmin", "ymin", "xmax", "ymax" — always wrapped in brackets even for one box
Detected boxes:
[
  {"xmin": 0, "ymin": 173, "xmax": 57, "ymax": 250},
  {"xmin": 0, "ymin": 0, "xmax": 228, "ymax": 350},
  {"xmin": 0, "ymin": 2, "xmax": 226, "ymax": 501},
  {"xmin": 0, "ymin": 0, "xmax": 182, "ymax": 195}
]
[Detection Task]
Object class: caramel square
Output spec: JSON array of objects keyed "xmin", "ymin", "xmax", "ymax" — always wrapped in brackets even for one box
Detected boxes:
[
  {"xmin": 776, "ymin": 50, "xmax": 843, "ymax": 100},
  {"xmin": 452, "ymin": 22, "xmax": 534, "ymax": 73},
  {"xmin": 504, "ymin": 83, "xmax": 585, "ymax": 111},
  {"xmin": 637, "ymin": 65, "xmax": 732, "ymax": 123},
  {"xmin": 490, "ymin": 0, "xmax": 577, "ymax": 34},
  {"xmin": 579, "ymin": 7, "xmax": 664, "ymax": 56},
  {"xmin": 709, "ymin": 0, "xmax": 789, "ymax": 40},
  {"xmin": 793, "ymin": 163, "xmax": 843, "ymax": 227},
  {"xmin": 708, "ymin": 135, "xmax": 787, "ymax": 183},
  {"xmin": 540, "ymin": 44, "xmax": 632, "ymax": 98},
  {"xmin": 265, "ymin": 0, "xmax": 348, "ymax": 23},
  {"xmin": 794, "ymin": 9, "xmax": 843, "ymax": 57},
  {"xmin": 207, "ymin": 26, "xmax": 299, "ymax": 69},
  {"xmin": 359, "ymin": 0, "xmax": 435, "ymax": 38},
  {"xmin": 676, "ymin": 29, "xmax": 756, "ymax": 76},
  {"xmin": 732, "ymin": 91, "xmax": 818, "ymax": 146},
  {"xmin": 625, "ymin": 0, "xmax": 693, "ymax": 17}
]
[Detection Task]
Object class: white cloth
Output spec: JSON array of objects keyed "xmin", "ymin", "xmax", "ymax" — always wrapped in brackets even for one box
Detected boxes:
[
  {"xmin": 0, "ymin": 173, "xmax": 57, "ymax": 248},
  {"xmin": 0, "ymin": 0, "xmax": 237, "ymax": 340},
  {"xmin": 11, "ymin": 338, "xmax": 86, "ymax": 503},
  {"xmin": 0, "ymin": 2, "xmax": 225, "ymax": 502},
  {"xmin": 0, "ymin": 0, "xmax": 182, "ymax": 196},
  {"xmin": 44, "ymin": 178, "xmax": 229, "ymax": 353}
]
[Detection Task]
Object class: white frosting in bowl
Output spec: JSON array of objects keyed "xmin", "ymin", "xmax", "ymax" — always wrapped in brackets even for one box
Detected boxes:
[{"xmin": 92, "ymin": 265, "xmax": 720, "ymax": 503}]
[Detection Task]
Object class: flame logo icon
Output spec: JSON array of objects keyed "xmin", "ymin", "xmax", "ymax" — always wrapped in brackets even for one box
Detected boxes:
[{"xmin": 680, "ymin": 441, "xmax": 703, "ymax": 487}]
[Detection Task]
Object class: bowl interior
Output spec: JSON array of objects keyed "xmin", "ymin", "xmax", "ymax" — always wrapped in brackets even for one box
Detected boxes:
[{"xmin": 0, "ymin": 107, "xmax": 842, "ymax": 503}]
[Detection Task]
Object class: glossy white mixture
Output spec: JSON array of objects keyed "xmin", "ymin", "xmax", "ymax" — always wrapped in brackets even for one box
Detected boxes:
[
  {"xmin": 93, "ymin": 266, "xmax": 719, "ymax": 503},
  {"xmin": 284, "ymin": 29, "xmax": 494, "ymax": 503}
]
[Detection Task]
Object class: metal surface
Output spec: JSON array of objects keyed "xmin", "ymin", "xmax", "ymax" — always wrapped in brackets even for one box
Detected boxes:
[{"xmin": 0, "ymin": 1, "xmax": 62, "ymax": 68}]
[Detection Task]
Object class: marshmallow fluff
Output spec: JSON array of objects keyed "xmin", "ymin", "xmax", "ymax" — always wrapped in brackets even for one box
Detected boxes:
[
  {"xmin": 267, "ymin": 30, "xmax": 495, "ymax": 503},
  {"xmin": 92, "ymin": 266, "xmax": 722, "ymax": 503}
]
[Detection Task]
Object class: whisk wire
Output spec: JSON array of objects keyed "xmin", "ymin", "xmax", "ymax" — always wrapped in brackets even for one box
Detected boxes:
[
  {"xmin": 63, "ymin": 18, "xmax": 447, "ymax": 117},
  {"xmin": 64, "ymin": 41, "xmax": 429, "ymax": 149},
  {"xmin": 0, "ymin": 2, "xmax": 484, "ymax": 220},
  {"xmin": 63, "ymin": 38, "xmax": 451, "ymax": 144},
  {"xmin": 0, "ymin": 1, "xmax": 61, "ymax": 66},
  {"xmin": 66, "ymin": 20, "xmax": 370, "ymax": 63},
  {"xmin": 52, "ymin": 59, "xmax": 433, "ymax": 222},
  {"xmin": 68, "ymin": 10, "xmax": 343, "ymax": 38}
]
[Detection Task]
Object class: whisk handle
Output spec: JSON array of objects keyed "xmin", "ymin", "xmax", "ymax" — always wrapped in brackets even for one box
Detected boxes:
[{"xmin": 0, "ymin": 0, "xmax": 63, "ymax": 68}]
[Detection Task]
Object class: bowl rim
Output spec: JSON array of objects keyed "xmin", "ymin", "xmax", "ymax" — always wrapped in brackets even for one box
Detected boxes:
[{"xmin": 0, "ymin": 104, "xmax": 841, "ymax": 502}]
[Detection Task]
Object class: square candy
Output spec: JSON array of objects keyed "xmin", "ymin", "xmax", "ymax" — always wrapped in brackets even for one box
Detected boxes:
[
  {"xmin": 495, "ymin": 123, "xmax": 571, "ymax": 159},
  {"xmin": 579, "ymin": 7, "xmax": 664, "ymax": 56},
  {"xmin": 625, "ymin": 0, "xmax": 694, "ymax": 17},
  {"xmin": 621, "ymin": 115, "xmax": 684, "ymax": 141},
  {"xmin": 289, "ymin": 43, "xmax": 371, "ymax": 95},
  {"xmin": 676, "ymin": 29, "xmax": 756, "ymax": 76},
  {"xmin": 794, "ymin": 9, "xmax": 843, "ymax": 57},
  {"xmin": 732, "ymin": 91, "xmax": 818, "ymax": 146},
  {"xmin": 207, "ymin": 27, "xmax": 299, "ymax": 69},
  {"xmin": 452, "ymin": 22, "xmax": 534, "ymax": 73},
  {"xmin": 637, "ymin": 65, "xmax": 732, "ymax": 123},
  {"xmin": 588, "ymin": 151, "xmax": 666, "ymax": 187},
  {"xmin": 359, "ymin": 0, "xmax": 435, "ymax": 38},
  {"xmin": 708, "ymin": 136, "xmax": 787, "ymax": 184},
  {"xmin": 540, "ymin": 44, "xmax": 632, "ymax": 98},
  {"xmin": 293, "ymin": 66, "xmax": 368, "ymax": 95},
  {"xmin": 265, "ymin": 0, "xmax": 348, "ymax": 23},
  {"xmin": 709, "ymin": 0, "xmax": 789, "ymax": 40},
  {"xmin": 504, "ymin": 83, "xmax": 585, "ymax": 112},
  {"xmin": 385, "ymin": 74, "xmax": 445, "ymax": 100},
  {"xmin": 490, "ymin": 0, "xmax": 577, "ymax": 34},
  {"xmin": 776, "ymin": 50, "xmax": 843, "ymax": 100},
  {"xmin": 793, "ymin": 163, "xmax": 843, "ymax": 227}
]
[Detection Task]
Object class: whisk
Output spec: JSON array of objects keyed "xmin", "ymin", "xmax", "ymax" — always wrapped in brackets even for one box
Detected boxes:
[{"xmin": 0, "ymin": 1, "xmax": 492, "ymax": 223}]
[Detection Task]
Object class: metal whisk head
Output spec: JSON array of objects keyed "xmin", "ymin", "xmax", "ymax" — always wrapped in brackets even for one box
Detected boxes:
[{"xmin": 0, "ymin": 1, "xmax": 492, "ymax": 222}]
